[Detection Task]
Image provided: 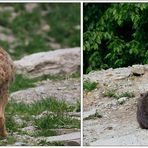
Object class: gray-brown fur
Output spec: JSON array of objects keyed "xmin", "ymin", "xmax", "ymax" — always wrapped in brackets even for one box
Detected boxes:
[
  {"xmin": 137, "ymin": 92, "xmax": 148, "ymax": 129},
  {"xmin": 0, "ymin": 47, "xmax": 15, "ymax": 137}
]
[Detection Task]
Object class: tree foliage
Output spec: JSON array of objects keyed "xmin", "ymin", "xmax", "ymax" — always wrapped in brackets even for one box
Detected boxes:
[{"xmin": 84, "ymin": 3, "xmax": 148, "ymax": 73}]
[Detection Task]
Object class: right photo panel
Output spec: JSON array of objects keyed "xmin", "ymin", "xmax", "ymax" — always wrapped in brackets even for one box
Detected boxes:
[{"xmin": 83, "ymin": 3, "xmax": 148, "ymax": 146}]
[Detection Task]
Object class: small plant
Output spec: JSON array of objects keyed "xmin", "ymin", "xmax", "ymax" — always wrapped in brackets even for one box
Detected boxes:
[
  {"xmin": 83, "ymin": 81, "xmax": 97, "ymax": 91},
  {"xmin": 34, "ymin": 114, "xmax": 80, "ymax": 130},
  {"xmin": 38, "ymin": 140, "xmax": 64, "ymax": 146},
  {"xmin": 0, "ymin": 136, "xmax": 16, "ymax": 146},
  {"xmin": 69, "ymin": 72, "xmax": 80, "ymax": 78},
  {"xmin": 6, "ymin": 97, "xmax": 77, "ymax": 116},
  {"xmin": 74, "ymin": 101, "xmax": 81, "ymax": 112},
  {"xmin": 103, "ymin": 90, "xmax": 117, "ymax": 98},
  {"xmin": 117, "ymin": 91, "xmax": 135, "ymax": 99},
  {"xmin": 103, "ymin": 90, "xmax": 135, "ymax": 100},
  {"xmin": 94, "ymin": 110, "xmax": 103, "ymax": 118}
]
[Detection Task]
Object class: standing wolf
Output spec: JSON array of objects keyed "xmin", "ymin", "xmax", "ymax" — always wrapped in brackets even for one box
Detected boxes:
[{"xmin": 0, "ymin": 47, "xmax": 15, "ymax": 137}]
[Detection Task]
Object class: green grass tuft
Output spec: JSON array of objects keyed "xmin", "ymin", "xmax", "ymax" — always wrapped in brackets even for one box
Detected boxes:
[
  {"xmin": 6, "ymin": 97, "xmax": 76, "ymax": 116},
  {"xmin": 5, "ymin": 97, "xmax": 80, "ymax": 139},
  {"xmin": 38, "ymin": 140, "xmax": 64, "ymax": 146},
  {"xmin": 83, "ymin": 81, "xmax": 97, "ymax": 92},
  {"xmin": 9, "ymin": 74, "xmax": 36, "ymax": 93},
  {"xmin": 103, "ymin": 90, "xmax": 117, "ymax": 98},
  {"xmin": 103, "ymin": 90, "xmax": 135, "ymax": 100},
  {"xmin": 0, "ymin": 136, "xmax": 16, "ymax": 146},
  {"xmin": 34, "ymin": 115, "xmax": 80, "ymax": 129},
  {"xmin": 117, "ymin": 91, "xmax": 135, "ymax": 99}
]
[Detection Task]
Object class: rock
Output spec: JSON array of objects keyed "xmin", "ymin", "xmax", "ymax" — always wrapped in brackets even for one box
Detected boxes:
[
  {"xmin": 0, "ymin": 33, "xmax": 15, "ymax": 43},
  {"xmin": 50, "ymin": 128, "xmax": 80, "ymax": 135},
  {"xmin": 84, "ymin": 67, "xmax": 131, "ymax": 83},
  {"xmin": 34, "ymin": 110, "xmax": 50, "ymax": 119},
  {"xmin": 13, "ymin": 115, "xmax": 25, "ymax": 126},
  {"xmin": 104, "ymin": 100, "xmax": 118, "ymax": 109},
  {"xmin": 14, "ymin": 47, "xmax": 80, "ymax": 78},
  {"xmin": 65, "ymin": 139, "xmax": 80, "ymax": 146},
  {"xmin": 21, "ymin": 126, "xmax": 36, "ymax": 134},
  {"xmin": 14, "ymin": 134, "xmax": 38, "ymax": 145},
  {"xmin": 13, "ymin": 142, "xmax": 27, "ymax": 146},
  {"xmin": 83, "ymin": 108, "xmax": 97, "ymax": 119},
  {"xmin": 45, "ymin": 132, "xmax": 80, "ymax": 144},
  {"xmin": 117, "ymin": 97, "xmax": 128, "ymax": 104},
  {"xmin": 25, "ymin": 4, "xmax": 38, "ymax": 13},
  {"xmin": 69, "ymin": 112, "xmax": 81, "ymax": 117},
  {"xmin": 49, "ymin": 42, "xmax": 61, "ymax": 49},
  {"xmin": 10, "ymin": 79, "xmax": 80, "ymax": 104},
  {"xmin": 132, "ymin": 65, "xmax": 145, "ymax": 76},
  {"xmin": 41, "ymin": 24, "xmax": 50, "ymax": 32},
  {"xmin": 144, "ymin": 64, "xmax": 148, "ymax": 71}
]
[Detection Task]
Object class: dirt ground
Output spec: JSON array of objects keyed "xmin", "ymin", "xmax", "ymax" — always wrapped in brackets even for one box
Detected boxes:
[{"xmin": 83, "ymin": 65, "xmax": 148, "ymax": 146}]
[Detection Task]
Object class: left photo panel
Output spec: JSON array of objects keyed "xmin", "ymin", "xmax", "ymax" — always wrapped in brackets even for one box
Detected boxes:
[{"xmin": 0, "ymin": 3, "xmax": 81, "ymax": 146}]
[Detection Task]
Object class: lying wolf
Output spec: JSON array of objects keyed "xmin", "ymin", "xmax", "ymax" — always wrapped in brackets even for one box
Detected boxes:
[
  {"xmin": 0, "ymin": 47, "xmax": 15, "ymax": 137},
  {"xmin": 137, "ymin": 92, "xmax": 148, "ymax": 129}
]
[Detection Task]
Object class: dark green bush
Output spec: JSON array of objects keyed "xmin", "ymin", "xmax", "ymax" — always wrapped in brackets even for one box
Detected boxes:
[{"xmin": 84, "ymin": 3, "xmax": 148, "ymax": 73}]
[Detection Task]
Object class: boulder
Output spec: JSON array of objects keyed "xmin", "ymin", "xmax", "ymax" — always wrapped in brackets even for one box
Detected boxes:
[
  {"xmin": 132, "ymin": 65, "xmax": 145, "ymax": 76},
  {"xmin": 45, "ymin": 132, "xmax": 80, "ymax": 146},
  {"xmin": 10, "ymin": 79, "xmax": 80, "ymax": 104},
  {"xmin": 14, "ymin": 47, "xmax": 80, "ymax": 78}
]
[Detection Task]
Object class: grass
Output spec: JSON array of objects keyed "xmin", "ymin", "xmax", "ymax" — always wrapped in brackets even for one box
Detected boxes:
[
  {"xmin": 4, "ymin": 97, "xmax": 80, "ymax": 146},
  {"xmin": 117, "ymin": 92, "xmax": 135, "ymax": 99},
  {"xmin": 103, "ymin": 90, "xmax": 135, "ymax": 100},
  {"xmin": 38, "ymin": 140, "xmax": 64, "ymax": 146},
  {"xmin": 5, "ymin": 97, "xmax": 80, "ymax": 136},
  {"xmin": 34, "ymin": 115, "xmax": 80, "ymax": 129},
  {"xmin": 83, "ymin": 81, "xmax": 97, "ymax": 92},
  {"xmin": 0, "ymin": 136, "xmax": 16, "ymax": 146},
  {"xmin": 6, "ymin": 97, "xmax": 78, "ymax": 116},
  {"xmin": 103, "ymin": 90, "xmax": 117, "ymax": 98},
  {"xmin": 0, "ymin": 4, "xmax": 80, "ymax": 60},
  {"xmin": 9, "ymin": 74, "xmax": 36, "ymax": 93}
]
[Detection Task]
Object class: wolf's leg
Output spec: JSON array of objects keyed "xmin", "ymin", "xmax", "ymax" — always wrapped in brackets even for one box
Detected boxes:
[{"xmin": 0, "ymin": 85, "xmax": 8, "ymax": 137}]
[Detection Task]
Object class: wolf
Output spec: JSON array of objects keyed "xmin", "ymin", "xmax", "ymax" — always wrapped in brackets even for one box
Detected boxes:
[{"xmin": 0, "ymin": 47, "xmax": 15, "ymax": 137}]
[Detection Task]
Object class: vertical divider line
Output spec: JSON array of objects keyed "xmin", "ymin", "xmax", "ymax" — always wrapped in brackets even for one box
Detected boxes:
[{"xmin": 80, "ymin": 1, "xmax": 83, "ymax": 147}]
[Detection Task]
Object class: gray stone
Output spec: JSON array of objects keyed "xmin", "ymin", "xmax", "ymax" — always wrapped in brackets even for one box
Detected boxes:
[
  {"xmin": 117, "ymin": 97, "xmax": 128, "ymax": 104},
  {"xmin": 14, "ymin": 47, "xmax": 80, "ymax": 78},
  {"xmin": 13, "ymin": 115, "xmax": 25, "ymax": 126},
  {"xmin": 132, "ymin": 65, "xmax": 145, "ymax": 76},
  {"xmin": 45, "ymin": 132, "xmax": 80, "ymax": 143},
  {"xmin": 13, "ymin": 142, "xmax": 27, "ymax": 146},
  {"xmin": 83, "ymin": 108, "xmax": 97, "ymax": 119},
  {"xmin": 10, "ymin": 79, "xmax": 80, "ymax": 104},
  {"xmin": 21, "ymin": 126, "xmax": 36, "ymax": 134}
]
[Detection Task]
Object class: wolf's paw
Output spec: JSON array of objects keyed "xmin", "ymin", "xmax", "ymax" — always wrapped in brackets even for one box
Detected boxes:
[{"xmin": 0, "ymin": 129, "xmax": 8, "ymax": 137}]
